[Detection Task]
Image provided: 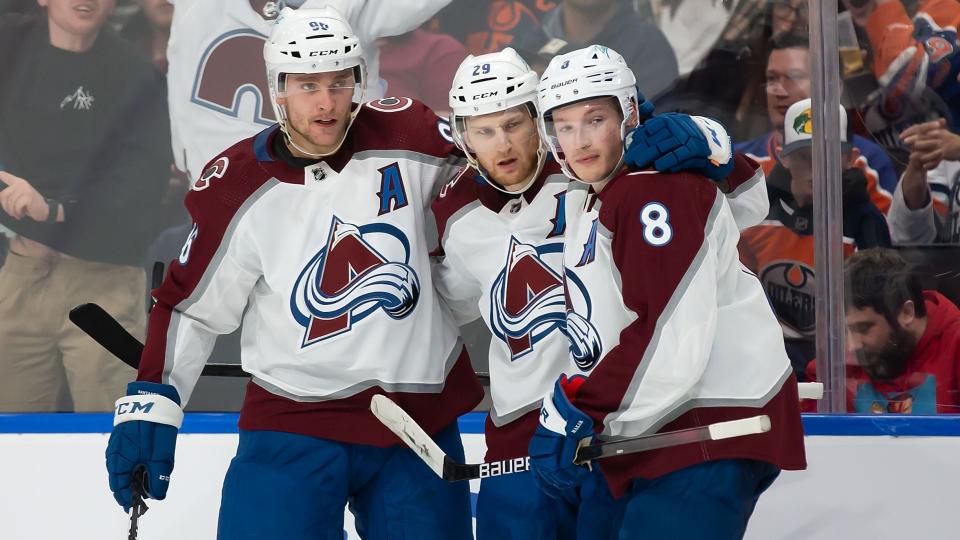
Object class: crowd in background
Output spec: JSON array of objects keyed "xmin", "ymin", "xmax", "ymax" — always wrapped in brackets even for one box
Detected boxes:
[{"xmin": 0, "ymin": 0, "xmax": 958, "ymax": 413}]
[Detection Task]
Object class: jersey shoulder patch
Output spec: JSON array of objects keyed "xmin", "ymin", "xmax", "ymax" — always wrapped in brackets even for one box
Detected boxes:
[
  {"xmin": 184, "ymin": 135, "xmax": 273, "ymax": 214},
  {"xmin": 192, "ymin": 156, "xmax": 230, "ymax": 192}
]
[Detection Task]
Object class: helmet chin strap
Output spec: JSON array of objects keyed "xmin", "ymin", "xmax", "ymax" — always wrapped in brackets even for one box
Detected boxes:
[{"xmin": 473, "ymin": 145, "xmax": 548, "ymax": 196}]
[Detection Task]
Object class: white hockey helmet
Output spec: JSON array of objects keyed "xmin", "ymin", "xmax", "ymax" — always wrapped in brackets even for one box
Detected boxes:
[
  {"xmin": 537, "ymin": 45, "xmax": 649, "ymax": 183},
  {"xmin": 264, "ymin": 6, "xmax": 366, "ymax": 156},
  {"xmin": 448, "ymin": 48, "xmax": 547, "ymax": 194}
]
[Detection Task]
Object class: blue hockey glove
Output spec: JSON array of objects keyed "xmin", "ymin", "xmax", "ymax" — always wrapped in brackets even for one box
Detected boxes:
[
  {"xmin": 624, "ymin": 113, "xmax": 734, "ymax": 182},
  {"xmin": 106, "ymin": 381, "xmax": 182, "ymax": 512},
  {"xmin": 529, "ymin": 375, "xmax": 594, "ymax": 497}
]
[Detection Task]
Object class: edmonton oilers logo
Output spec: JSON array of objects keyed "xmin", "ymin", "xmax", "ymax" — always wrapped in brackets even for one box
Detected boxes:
[
  {"xmin": 489, "ymin": 237, "xmax": 567, "ymax": 361},
  {"xmin": 760, "ymin": 260, "xmax": 816, "ymax": 335},
  {"xmin": 290, "ymin": 216, "xmax": 420, "ymax": 348}
]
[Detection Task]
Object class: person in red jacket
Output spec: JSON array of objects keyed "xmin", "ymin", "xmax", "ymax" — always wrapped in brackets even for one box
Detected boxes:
[{"xmin": 805, "ymin": 248, "xmax": 960, "ymax": 413}]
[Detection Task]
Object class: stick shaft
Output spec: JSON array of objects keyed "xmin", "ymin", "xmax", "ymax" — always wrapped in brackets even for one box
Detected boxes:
[
  {"xmin": 69, "ymin": 303, "xmax": 247, "ymax": 377},
  {"xmin": 577, "ymin": 415, "xmax": 769, "ymax": 463}
]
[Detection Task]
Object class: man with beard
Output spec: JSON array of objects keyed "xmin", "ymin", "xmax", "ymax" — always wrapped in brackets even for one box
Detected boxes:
[{"xmin": 805, "ymin": 248, "xmax": 960, "ymax": 414}]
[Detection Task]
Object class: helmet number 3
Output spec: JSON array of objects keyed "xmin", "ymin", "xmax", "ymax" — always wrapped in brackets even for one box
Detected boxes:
[
  {"xmin": 639, "ymin": 202, "xmax": 672, "ymax": 247},
  {"xmin": 472, "ymin": 63, "xmax": 491, "ymax": 76}
]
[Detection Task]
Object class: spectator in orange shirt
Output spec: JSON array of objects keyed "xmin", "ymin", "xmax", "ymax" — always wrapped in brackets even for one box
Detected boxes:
[
  {"xmin": 863, "ymin": 0, "xmax": 960, "ymax": 125},
  {"xmin": 735, "ymin": 32, "xmax": 899, "ymax": 214},
  {"xmin": 739, "ymin": 99, "xmax": 890, "ymax": 378}
]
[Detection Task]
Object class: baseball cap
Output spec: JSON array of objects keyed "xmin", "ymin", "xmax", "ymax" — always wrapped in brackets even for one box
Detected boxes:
[{"xmin": 781, "ymin": 98, "xmax": 851, "ymax": 157}]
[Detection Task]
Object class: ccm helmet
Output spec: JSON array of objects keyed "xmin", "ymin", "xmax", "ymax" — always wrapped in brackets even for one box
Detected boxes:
[
  {"xmin": 448, "ymin": 48, "xmax": 546, "ymax": 193},
  {"xmin": 264, "ymin": 6, "xmax": 366, "ymax": 157}
]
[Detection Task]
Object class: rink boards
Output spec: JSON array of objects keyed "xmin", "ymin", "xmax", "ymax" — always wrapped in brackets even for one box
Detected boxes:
[{"xmin": 1, "ymin": 413, "xmax": 958, "ymax": 539}]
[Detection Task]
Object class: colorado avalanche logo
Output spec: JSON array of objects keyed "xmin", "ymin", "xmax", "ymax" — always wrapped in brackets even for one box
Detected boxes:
[
  {"xmin": 490, "ymin": 238, "xmax": 567, "ymax": 360},
  {"xmin": 563, "ymin": 270, "xmax": 602, "ymax": 370},
  {"xmin": 191, "ymin": 29, "xmax": 274, "ymax": 125},
  {"xmin": 290, "ymin": 216, "xmax": 420, "ymax": 348}
]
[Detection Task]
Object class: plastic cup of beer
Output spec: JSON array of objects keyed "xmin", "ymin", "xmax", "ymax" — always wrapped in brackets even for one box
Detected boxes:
[{"xmin": 838, "ymin": 11, "xmax": 865, "ymax": 76}]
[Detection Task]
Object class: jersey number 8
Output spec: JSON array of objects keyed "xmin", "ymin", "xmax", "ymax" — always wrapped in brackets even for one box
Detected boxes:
[{"xmin": 639, "ymin": 202, "xmax": 672, "ymax": 247}]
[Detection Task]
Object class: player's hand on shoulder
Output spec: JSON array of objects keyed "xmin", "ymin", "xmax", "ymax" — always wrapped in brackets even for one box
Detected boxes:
[
  {"xmin": 528, "ymin": 375, "xmax": 594, "ymax": 497},
  {"xmin": 106, "ymin": 382, "xmax": 183, "ymax": 512},
  {"xmin": 624, "ymin": 113, "xmax": 734, "ymax": 182}
]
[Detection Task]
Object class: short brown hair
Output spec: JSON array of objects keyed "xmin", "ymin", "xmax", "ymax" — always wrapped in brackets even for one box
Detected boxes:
[{"xmin": 844, "ymin": 248, "xmax": 926, "ymax": 325}]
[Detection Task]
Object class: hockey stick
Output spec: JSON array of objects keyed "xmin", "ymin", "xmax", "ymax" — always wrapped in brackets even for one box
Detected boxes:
[
  {"xmin": 370, "ymin": 394, "xmax": 771, "ymax": 482},
  {"xmin": 799, "ymin": 382, "xmax": 824, "ymax": 400},
  {"xmin": 127, "ymin": 467, "xmax": 148, "ymax": 540},
  {"xmin": 69, "ymin": 303, "xmax": 827, "ymax": 399},
  {"xmin": 67, "ymin": 303, "xmax": 493, "ymax": 382},
  {"xmin": 68, "ymin": 303, "xmax": 248, "ymax": 377}
]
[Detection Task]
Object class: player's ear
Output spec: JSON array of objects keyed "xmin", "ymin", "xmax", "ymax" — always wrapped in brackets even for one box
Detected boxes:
[
  {"xmin": 626, "ymin": 99, "xmax": 640, "ymax": 130},
  {"xmin": 36, "ymin": 0, "xmax": 48, "ymax": 7}
]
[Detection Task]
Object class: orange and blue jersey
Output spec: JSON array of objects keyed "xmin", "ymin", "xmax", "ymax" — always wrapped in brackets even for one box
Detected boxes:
[{"xmin": 736, "ymin": 131, "xmax": 897, "ymax": 214}]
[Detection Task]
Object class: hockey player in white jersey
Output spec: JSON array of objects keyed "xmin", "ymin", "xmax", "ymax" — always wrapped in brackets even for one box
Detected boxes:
[
  {"xmin": 433, "ymin": 48, "xmax": 774, "ymax": 539},
  {"xmin": 528, "ymin": 45, "xmax": 807, "ymax": 538},
  {"xmin": 166, "ymin": 0, "xmax": 451, "ymax": 182},
  {"xmin": 105, "ymin": 8, "xmax": 482, "ymax": 539}
]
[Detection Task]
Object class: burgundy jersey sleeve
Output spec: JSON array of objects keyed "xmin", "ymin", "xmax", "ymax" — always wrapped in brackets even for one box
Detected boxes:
[
  {"xmin": 431, "ymin": 166, "xmax": 477, "ymax": 248},
  {"xmin": 357, "ymin": 98, "xmax": 460, "ymax": 158},
  {"xmin": 139, "ymin": 143, "xmax": 272, "ymax": 403}
]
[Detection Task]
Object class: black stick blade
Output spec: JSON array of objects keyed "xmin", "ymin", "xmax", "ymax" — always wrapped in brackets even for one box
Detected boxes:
[{"xmin": 69, "ymin": 303, "xmax": 143, "ymax": 370}]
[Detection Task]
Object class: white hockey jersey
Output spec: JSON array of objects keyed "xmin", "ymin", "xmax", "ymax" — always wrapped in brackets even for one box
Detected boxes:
[
  {"xmin": 431, "ymin": 154, "xmax": 770, "ymax": 459},
  {"xmin": 166, "ymin": 0, "xmax": 451, "ymax": 182},
  {"xmin": 139, "ymin": 98, "xmax": 483, "ymax": 446},
  {"xmin": 433, "ymin": 163, "xmax": 571, "ymax": 432},
  {"xmin": 561, "ymin": 168, "xmax": 806, "ymax": 498}
]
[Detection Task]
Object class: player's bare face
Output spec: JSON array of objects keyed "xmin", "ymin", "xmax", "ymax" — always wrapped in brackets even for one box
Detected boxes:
[
  {"xmin": 464, "ymin": 107, "xmax": 541, "ymax": 190},
  {"xmin": 279, "ymin": 70, "xmax": 356, "ymax": 156},
  {"xmin": 41, "ymin": 0, "xmax": 115, "ymax": 40},
  {"xmin": 766, "ymin": 48, "xmax": 811, "ymax": 131},
  {"xmin": 551, "ymin": 98, "xmax": 624, "ymax": 186}
]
